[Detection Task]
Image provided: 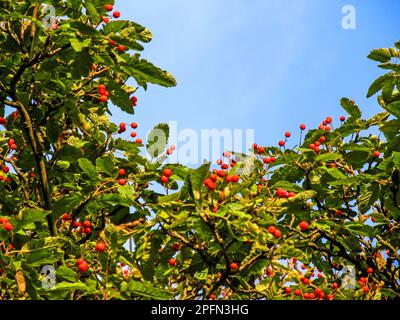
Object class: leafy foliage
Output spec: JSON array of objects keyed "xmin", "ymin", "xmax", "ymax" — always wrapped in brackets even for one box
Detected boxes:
[{"xmin": 0, "ymin": 0, "xmax": 399, "ymax": 301}]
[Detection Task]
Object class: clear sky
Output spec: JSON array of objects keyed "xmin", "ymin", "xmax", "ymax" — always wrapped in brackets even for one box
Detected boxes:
[{"xmin": 113, "ymin": 0, "xmax": 400, "ymax": 165}]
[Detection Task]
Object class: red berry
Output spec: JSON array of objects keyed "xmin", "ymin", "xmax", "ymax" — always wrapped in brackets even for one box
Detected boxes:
[
  {"xmin": 221, "ymin": 163, "xmax": 228, "ymax": 170},
  {"xmin": 131, "ymin": 96, "xmax": 138, "ymax": 106},
  {"xmin": 78, "ymin": 261, "xmax": 89, "ymax": 272},
  {"xmin": 216, "ymin": 159, "xmax": 223, "ymax": 165},
  {"xmin": 230, "ymin": 262, "xmax": 239, "ymax": 270},
  {"xmin": 294, "ymin": 289, "xmax": 301, "ymax": 296},
  {"xmin": 84, "ymin": 227, "xmax": 92, "ymax": 234},
  {"xmin": 118, "ymin": 168, "xmax": 126, "ymax": 176},
  {"xmin": 113, "ymin": 11, "xmax": 120, "ymax": 18},
  {"xmin": 2, "ymin": 166, "xmax": 9, "ymax": 173},
  {"xmin": 268, "ymin": 226, "xmax": 276, "ymax": 234},
  {"xmin": 0, "ymin": 117, "xmax": 6, "ymax": 125},
  {"xmin": 299, "ymin": 221, "xmax": 309, "ymax": 231},
  {"xmin": 118, "ymin": 178, "xmax": 126, "ymax": 186},
  {"xmin": 130, "ymin": 122, "xmax": 138, "ymax": 129},
  {"xmin": 105, "ymin": 4, "xmax": 113, "ymax": 11},
  {"xmin": 100, "ymin": 95, "xmax": 108, "ymax": 102},
  {"xmin": 117, "ymin": 45, "xmax": 126, "ymax": 52},
  {"xmin": 210, "ymin": 174, "xmax": 218, "ymax": 182},
  {"xmin": 130, "ymin": 132, "xmax": 137, "ymax": 138},
  {"xmin": 319, "ymin": 136, "xmax": 326, "ymax": 143},
  {"xmin": 300, "ymin": 124, "xmax": 306, "ymax": 130},
  {"xmin": 217, "ymin": 170, "xmax": 226, "ymax": 178},
  {"xmin": 168, "ymin": 258, "xmax": 176, "ymax": 267},
  {"xmin": 278, "ymin": 140, "xmax": 285, "ymax": 147},
  {"xmin": 285, "ymin": 132, "xmax": 291, "ymax": 138},
  {"xmin": 61, "ymin": 213, "xmax": 70, "ymax": 221},
  {"xmin": 231, "ymin": 174, "xmax": 240, "ymax": 183},
  {"xmin": 10, "ymin": 143, "xmax": 17, "ymax": 150},
  {"xmin": 77, "ymin": 258, "xmax": 85, "ymax": 266},
  {"xmin": 332, "ymin": 282, "xmax": 338, "ymax": 289},
  {"xmin": 95, "ymin": 242, "xmax": 107, "ymax": 252},
  {"xmin": 161, "ymin": 175, "xmax": 169, "ymax": 184},
  {"xmin": 327, "ymin": 294, "xmax": 334, "ymax": 300},
  {"xmin": 3, "ymin": 222, "xmax": 13, "ymax": 232},
  {"xmin": 363, "ymin": 287, "xmax": 369, "ymax": 293},
  {"xmin": 171, "ymin": 243, "xmax": 180, "ymax": 251},
  {"xmin": 284, "ymin": 287, "xmax": 292, "ymax": 294},
  {"xmin": 83, "ymin": 220, "xmax": 91, "ymax": 228},
  {"xmin": 309, "ymin": 144, "xmax": 315, "ymax": 150},
  {"xmin": 373, "ymin": 151, "xmax": 380, "ymax": 158},
  {"xmin": 102, "ymin": 17, "xmax": 110, "ymax": 23},
  {"xmin": 367, "ymin": 267, "xmax": 374, "ymax": 274},
  {"xmin": 163, "ymin": 168, "xmax": 173, "ymax": 177},
  {"xmin": 8, "ymin": 139, "xmax": 15, "ymax": 146},
  {"xmin": 340, "ymin": 116, "xmax": 345, "ymax": 122},
  {"xmin": 73, "ymin": 221, "xmax": 81, "ymax": 228},
  {"xmin": 314, "ymin": 288, "xmax": 322, "ymax": 296},
  {"xmin": 273, "ymin": 229, "xmax": 282, "ymax": 238},
  {"xmin": 108, "ymin": 39, "xmax": 117, "ymax": 46},
  {"xmin": 326, "ymin": 116, "xmax": 332, "ymax": 124},
  {"xmin": 135, "ymin": 138, "xmax": 143, "ymax": 144}
]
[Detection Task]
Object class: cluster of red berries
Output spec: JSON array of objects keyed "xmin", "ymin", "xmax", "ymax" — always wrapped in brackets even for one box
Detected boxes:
[
  {"xmin": 308, "ymin": 135, "xmax": 327, "ymax": 153},
  {"xmin": 216, "ymin": 151, "xmax": 238, "ymax": 170},
  {"xmin": 117, "ymin": 168, "xmax": 127, "ymax": 186},
  {"xmin": 62, "ymin": 214, "xmax": 92, "ymax": 235},
  {"xmin": 118, "ymin": 122, "xmax": 142, "ymax": 144},
  {"xmin": 160, "ymin": 168, "xmax": 173, "ymax": 184},
  {"xmin": 275, "ymin": 188, "xmax": 296, "ymax": 198},
  {"xmin": 318, "ymin": 116, "xmax": 333, "ymax": 131},
  {"xmin": 7, "ymin": 138, "xmax": 17, "ymax": 150},
  {"xmin": 102, "ymin": 4, "xmax": 121, "ymax": 24},
  {"xmin": 203, "ymin": 173, "xmax": 218, "ymax": 190},
  {"xmin": 0, "ymin": 165, "xmax": 11, "ymax": 183},
  {"xmin": 77, "ymin": 257, "xmax": 89, "ymax": 273},
  {"xmin": 0, "ymin": 117, "xmax": 6, "ymax": 125},
  {"xmin": 108, "ymin": 38, "xmax": 126, "ymax": 53},
  {"xmin": 267, "ymin": 225, "xmax": 282, "ymax": 238},
  {"xmin": 98, "ymin": 84, "xmax": 109, "ymax": 103},
  {"xmin": 166, "ymin": 144, "xmax": 176, "ymax": 156},
  {"xmin": 0, "ymin": 217, "xmax": 12, "ymax": 232}
]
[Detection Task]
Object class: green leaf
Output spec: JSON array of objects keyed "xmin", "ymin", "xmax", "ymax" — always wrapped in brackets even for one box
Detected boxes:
[
  {"xmin": 367, "ymin": 73, "xmax": 395, "ymax": 98},
  {"xmin": 125, "ymin": 58, "xmax": 177, "ymax": 89},
  {"xmin": 316, "ymin": 153, "xmax": 342, "ymax": 162},
  {"xmin": 385, "ymin": 101, "xmax": 400, "ymax": 118},
  {"xmin": 17, "ymin": 208, "xmax": 49, "ymax": 227},
  {"xmin": 56, "ymin": 266, "xmax": 78, "ymax": 282},
  {"xmin": 127, "ymin": 280, "xmax": 173, "ymax": 300},
  {"xmin": 84, "ymin": 0, "xmax": 99, "ymax": 22},
  {"xmin": 50, "ymin": 282, "xmax": 89, "ymax": 292},
  {"xmin": 69, "ymin": 38, "xmax": 91, "ymax": 52},
  {"xmin": 189, "ymin": 163, "xmax": 211, "ymax": 200},
  {"xmin": 340, "ymin": 98, "xmax": 362, "ymax": 119},
  {"xmin": 96, "ymin": 155, "xmax": 116, "ymax": 176},
  {"xmin": 368, "ymin": 48, "xmax": 393, "ymax": 63},
  {"xmin": 146, "ymin": 123, "xmax": 169, "ymax": 158},
  {"xmin": 78, "ymin": 158, "xmax": 100, "ymax": 182}
]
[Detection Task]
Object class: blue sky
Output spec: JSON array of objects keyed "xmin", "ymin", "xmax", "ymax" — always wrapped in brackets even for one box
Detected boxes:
[{"xmin": 113, "ymin": 0, "xmax": 400, "ymax": 164}]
